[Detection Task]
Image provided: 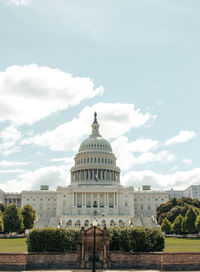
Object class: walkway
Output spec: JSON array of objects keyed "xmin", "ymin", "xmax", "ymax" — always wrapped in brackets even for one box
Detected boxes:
[{"xmin": 6, "ymin": 270, "xmax": 200, "ymax": 272}]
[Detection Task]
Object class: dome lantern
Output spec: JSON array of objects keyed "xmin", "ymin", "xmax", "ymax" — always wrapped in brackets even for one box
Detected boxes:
[{"xmin": 90, "ymin": 112, "xmax": 101, "ymax": 137}]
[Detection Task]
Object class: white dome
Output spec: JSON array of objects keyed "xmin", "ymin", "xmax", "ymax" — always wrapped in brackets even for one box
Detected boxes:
[
  {"xmin": 78, "ymin": 136, "xmax": 112, "ymax": 153},
  {"xmin": 70, "ymin": 112, "xmax": 120, "ymax": 186}
]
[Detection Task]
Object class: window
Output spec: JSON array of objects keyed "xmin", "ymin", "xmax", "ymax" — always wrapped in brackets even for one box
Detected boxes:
[{"xmin": 87, "ymin": 201, "xmax": 91, "ymax": 208}]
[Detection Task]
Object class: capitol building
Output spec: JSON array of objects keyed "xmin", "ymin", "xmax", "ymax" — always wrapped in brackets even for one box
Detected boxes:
[{"xmin": 0, "ymin": 113, "xmax": 199, "ymax": 228}]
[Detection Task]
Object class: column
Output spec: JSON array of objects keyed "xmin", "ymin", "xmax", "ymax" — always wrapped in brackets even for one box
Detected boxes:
[
  {"xmin": 97, "ymin": 193, "xmax": 99, "ymax": 207},
  {"xmin": 81, "ymin": 193, "xmax": 83, "ymax": 207},
  {"xmin": 115, "ymin": 192, "xmax": 117, "ymax": 206}
]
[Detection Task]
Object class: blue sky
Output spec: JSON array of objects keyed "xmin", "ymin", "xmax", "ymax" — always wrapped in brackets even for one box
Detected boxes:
[{"xmin": 0, "ymin": 0, "xmax": 200, "ymax": 192}]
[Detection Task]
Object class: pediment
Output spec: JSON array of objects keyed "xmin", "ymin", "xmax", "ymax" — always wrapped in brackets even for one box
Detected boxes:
[{"xmin": 84, "ymin": 226, "xmax": 104, "ymax": 235}]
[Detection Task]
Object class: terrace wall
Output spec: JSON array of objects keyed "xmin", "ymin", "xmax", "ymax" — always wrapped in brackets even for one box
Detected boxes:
[{"xmin": 1, "ymin": 251, "xmax": 200, "ymax": 270}]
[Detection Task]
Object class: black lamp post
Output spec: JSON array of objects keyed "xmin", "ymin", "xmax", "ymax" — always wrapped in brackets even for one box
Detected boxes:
[{"xmin": 92, "ymin": 219, "xmax": 98, "ymax": 272}]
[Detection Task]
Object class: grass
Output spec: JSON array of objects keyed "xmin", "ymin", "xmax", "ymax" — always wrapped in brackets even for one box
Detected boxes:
[
  {"xmin": 0, "ymin": 237, "xmax": 200, "ymax": 253},
  {"xmin": 0, "ymin": 238, "xmax": 27, "ymax": 252},
  {"xmin": 164, "ymin": 237, "xmax": 200, "ymax": 252}
]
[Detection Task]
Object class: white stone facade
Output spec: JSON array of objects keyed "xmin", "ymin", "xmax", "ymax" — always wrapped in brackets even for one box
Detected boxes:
[{"xmin": 0, "ymin": 114, "xmax": 198, "ymax": 228}]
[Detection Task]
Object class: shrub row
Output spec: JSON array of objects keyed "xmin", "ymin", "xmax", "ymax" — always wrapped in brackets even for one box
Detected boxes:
[
  {"xmin": 26, "ymin": 226, "xmax": 164, "ymax": 252},
  {"xmin": 108, "ymin": 226, "xmax": 165, "ymax": 252},
  {"xmin": 26, "ymin": 228, "xmax": 80, "ymax": 252}
]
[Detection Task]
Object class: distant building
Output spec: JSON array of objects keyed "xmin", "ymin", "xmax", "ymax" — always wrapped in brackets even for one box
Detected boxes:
[
  {"xmin": 184, "ymin": 185, "xmax": 200, "ymax": 201},
  {"xmin": 166, "ymin": 188, "xmax": 184, "ymax": 200}
]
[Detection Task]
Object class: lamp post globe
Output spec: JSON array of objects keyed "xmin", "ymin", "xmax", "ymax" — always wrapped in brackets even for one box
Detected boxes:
[{"xmin": 92, "ymin": 219, "xmax": 98, "ymax": 272}]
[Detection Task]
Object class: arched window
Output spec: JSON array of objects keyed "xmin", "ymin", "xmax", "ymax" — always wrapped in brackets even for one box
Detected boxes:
[
  {"xmin": 67, "ymin": 220, "xmax": 72, "ymax": 226},
  {"xmin": 110, "ymin": 220, "xmax": 115, "ymax": 226}
]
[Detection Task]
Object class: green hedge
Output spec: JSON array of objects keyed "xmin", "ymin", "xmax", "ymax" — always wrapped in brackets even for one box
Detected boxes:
[
  {"xmin": 27, "ymin": 226, "xmax": 164, "ymax": 253},
  {"xmin": 26, "ymin": 228, "xmax": 80, "ymax": 252},
  {"xmin": 108, "ymin": 226, "xmax": 165, "ymax": 252}
]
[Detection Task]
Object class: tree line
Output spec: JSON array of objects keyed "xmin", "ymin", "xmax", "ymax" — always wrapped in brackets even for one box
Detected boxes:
[
  {"xmin": 0, "ymin": 203, "xmax": 36, "ymax": 234},
  {"xmin": 156, "ymin": 197, "xmax": 200, "ymax": 235}
]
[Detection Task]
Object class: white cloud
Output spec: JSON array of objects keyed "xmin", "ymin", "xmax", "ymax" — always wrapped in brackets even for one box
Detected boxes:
[
  {"xmin": 112, "ymin": 136, "xmax": 173, "ymax": 170},
  {"xmin": 22, "ymin": 102, "xmax": 152, "ymax": 152},
  {"xmin": 7, "ymin": 0, "xmax": 31, "ymax": 6},
  {"xmin": 0, "ymin": 169, "xmax": 26, "ymax": 173},
  {"xmin": 165, "ymin": 130, "xmax": 197, "ymax": 146},
  {"xmin": 183, "ymin": 159, "xmax": 192, "ymax": 166},
  {"xmin": 0, "ymin": 160, "xmax": 29, "ymax": 167},
  {"xmin": 0, "ymin": 125, "xmax": 21, "ymax": 156},
  {"xmin": 0, "ymin": 125, "xmax": 21, "ymax": 142},
  {"xmin": 0, "ymin": 142, "xmax": 21, "ymax": 156},
  {"xmin": 0, "ymin": 64, "xmax": 103, "ymax": 125},
  {"xmin": 51, "ymin": 157, "xmax": 74, "ymax": 164},
  {"xmin": 112, "ymin": 136, "xmax": 159, "ymax": 154},
  {"xmin": 122, "ymin": 168, "xmax": 200, "ymax": 190},
  {"xmin": 0, "ymin": 165, "xmax": 70, "ymax": 192}
]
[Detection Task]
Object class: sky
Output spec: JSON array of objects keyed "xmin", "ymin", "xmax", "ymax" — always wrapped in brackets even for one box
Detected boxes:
[{"xmin": 0, "ymin": 0, "xmax": 200, "ymax": 192}]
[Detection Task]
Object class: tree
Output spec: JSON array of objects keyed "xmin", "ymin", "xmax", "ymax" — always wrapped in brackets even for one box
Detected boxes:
[
  {"xmin": 156, "ymin": 197, "xmax": 200, "ymax": 225},
  {"xmin": 172, "ymin": 214, "xmax": 183, "ymax": 234},
  {"xmin": 3, "ymin": 204, "xmax": 24, "ymax": 233},
  {"xmin": 0, "ymin": 203, "xmax": 6, "ymax": 213},
  {"xmin": 0, "ymin": 212, "xmax": 4, "ymax": 233},
  {"xmin": 182, "ymin": 207, "xmax": 197, "ymax": 234},
  {"xmin": 161, "ymin": 218, "xmax": 171, "ymax": 234},
  {"xmin": 195, "ymin": 215, "xmax": 200, "ymax": 233},
  {"xmin": 21, "ymin": 204, "xmax": 36, "ymax": 231},
  {"xmin": 167, "ymin": 206, "xmax": 188, "ymax": 223}
]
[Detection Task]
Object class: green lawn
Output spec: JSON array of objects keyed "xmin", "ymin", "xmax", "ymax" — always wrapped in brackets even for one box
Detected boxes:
[
  {"xmin": 0, "ymin": 238, "xmax": 27, "ymax": 252},
  {"xmin": 0, "ymin": 237, "xmax": 200, "ymax": 252},
  {"xmin": 164, "ymin": 237, "xmax": 200, "ymax": 252}
]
